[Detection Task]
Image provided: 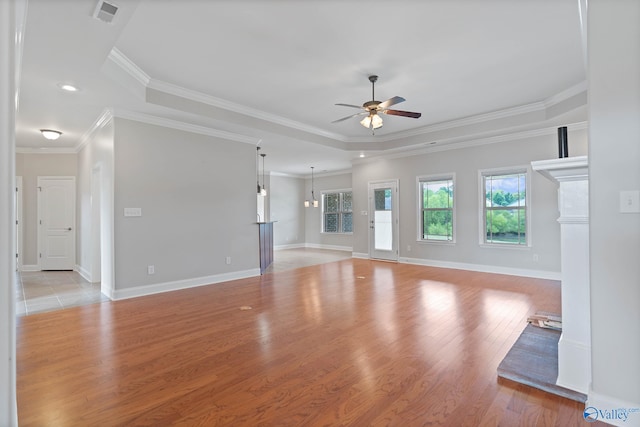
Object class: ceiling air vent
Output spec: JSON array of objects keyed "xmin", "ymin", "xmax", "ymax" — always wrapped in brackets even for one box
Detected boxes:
[{"xmin": 93, "ymin": 0, "xmax": 118, "ymax": 24}]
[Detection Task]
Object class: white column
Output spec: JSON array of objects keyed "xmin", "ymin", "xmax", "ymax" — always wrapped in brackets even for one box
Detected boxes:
[{"xmin": 532, "ymin": 156, "xmax": 590, "ymax": 394}]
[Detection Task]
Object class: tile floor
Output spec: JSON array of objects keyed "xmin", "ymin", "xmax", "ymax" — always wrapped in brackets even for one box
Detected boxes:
[
  {"xmin": 16, "ymin": 248, "xmax": 353, "ymax": 316},
  {"xmin": 16, "ymin": 270, "xmax": 108, "ymax": 317}
]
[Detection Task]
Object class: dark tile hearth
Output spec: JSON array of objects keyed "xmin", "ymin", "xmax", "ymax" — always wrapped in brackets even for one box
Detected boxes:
[{"xmin": 497, "ymin": 323, "xmax": 587, "ymax": 403}]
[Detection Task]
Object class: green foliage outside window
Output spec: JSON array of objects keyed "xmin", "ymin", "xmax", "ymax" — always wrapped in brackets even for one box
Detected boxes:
[
  {"xmin": 323, "ymin": 191, "xmax": 352, "ymax": 233},
  {"xmin": 421, "ymin": 179, "xmax": 454, "ymax": 241},
  {"xmin": 484, "ymin": 172, "xmax": 527, "ymax": 245}
]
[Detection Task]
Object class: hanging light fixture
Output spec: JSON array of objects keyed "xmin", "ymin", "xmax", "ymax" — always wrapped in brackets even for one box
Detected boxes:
[
  {"xmin": 304, "ymin": 166, "xmax": 318, "ymax": 208},
  {"xmin": 260, "ymin": 153, "xmax": 267, "ymax": 196},
  {"xmin": 256, "ymin": 147, "xmax": 262, "ymax": 194},
  {"xmin": 360, "ymin": 112, "xmax": 383, "ymax": 130}
]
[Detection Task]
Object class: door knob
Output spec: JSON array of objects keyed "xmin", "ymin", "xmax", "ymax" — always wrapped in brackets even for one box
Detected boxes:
[{"xmin": 67, "ymin": 227, "xmax": 72, "ymax": 231}]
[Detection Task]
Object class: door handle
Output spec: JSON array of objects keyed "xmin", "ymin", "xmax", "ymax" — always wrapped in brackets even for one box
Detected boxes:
[{"xmin": 67, "ymin": 227, "xmax": 72, "ymax": 231}]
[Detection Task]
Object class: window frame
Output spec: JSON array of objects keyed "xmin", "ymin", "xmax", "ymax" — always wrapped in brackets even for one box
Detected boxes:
[
  {"xmin": 416, "ymin": 173, "xmax": 456, "ymax": 244},
  {"xmin": 478, "ymin": 166, "xmax": 532, "ymax": 248},
  {"xmin": 321, "ymin": 188, "xmax": 353, "ymax": 234}
]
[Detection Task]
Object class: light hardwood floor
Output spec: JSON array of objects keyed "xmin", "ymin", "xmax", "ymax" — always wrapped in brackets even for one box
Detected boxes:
[{"xmin": 16, "ymin": 260, "xmax": 604, "ymax": 426}]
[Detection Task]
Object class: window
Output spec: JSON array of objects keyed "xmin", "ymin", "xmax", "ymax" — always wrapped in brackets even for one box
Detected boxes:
[
  {"xmin": 481, "ymin": 169, "xmax": 529, "ymax": 246},
  {"xmin": 322, "ymin": 190, "xmax": 352, "ymax": 233},
  {"xmin": 418, "ymin": 175, "xmax": 454, "ymax": 242}
]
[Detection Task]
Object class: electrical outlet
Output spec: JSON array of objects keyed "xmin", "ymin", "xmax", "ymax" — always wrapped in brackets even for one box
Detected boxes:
[
  {"xmin": 620, "ymin": 190, "xmax": 640, "ymax": 213},
  {"xmin": 407, "ymin": 245, "xmax": 411, "ymax": 252},
  {"xmin": 147, "ymin": 265, "xmax": 155, "ymax": 275},
  {"xmin": 226, "ymin": 256, "xmax": 231, "ymax": 265}
]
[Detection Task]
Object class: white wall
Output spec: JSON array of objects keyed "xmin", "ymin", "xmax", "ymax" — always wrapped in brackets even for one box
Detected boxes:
[
  {"xmin": 352, "ymin": 127, "xmax": 588, "ymax": 277},
  {"xmin": 269, "ymin": 174, "xmax": 305, "ymax": 247},
  {"xmin": 111, "ymin": 118, "xmax": 259, "ymax": 297},
  {"xmin": 15, "ymin": 153, "xmax": 77, "ymax": 267},
  {"xmin": 1, "ymin": 0, "xmax": 25, "ymax": 424},
  {"xmin": 304, "ymin": 172, "xmax": 353, "ymax": 250},
  {"xmin": 77, "ymin": 117, "xmax": 115, "ymax": 293},
  {"xmin": 587, "ymin": 0, "xmax": 640, "ymax": 414}
]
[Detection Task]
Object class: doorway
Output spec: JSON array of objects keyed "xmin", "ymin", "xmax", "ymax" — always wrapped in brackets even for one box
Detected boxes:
[
  {"xmin": 368, "ymin": 180, "xmax": 399, "ymax": 261},
  {"xmin": 37, "ymin": 176, "xmax": 76, "ymax": 270}
]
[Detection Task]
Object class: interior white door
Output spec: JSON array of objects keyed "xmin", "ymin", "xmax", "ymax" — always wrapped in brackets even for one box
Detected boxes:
[
  {"xmin": 38, "ymin": 177, "xmax": 76, "ymax": 270},
  {"xmin": 368, "ymin": 180, "xmax": 399, "ymax": 261}
]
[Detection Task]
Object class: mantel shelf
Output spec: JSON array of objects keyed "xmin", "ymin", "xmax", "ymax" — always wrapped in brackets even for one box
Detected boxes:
[{"xmin": 531, "ymin": 156, "xmax": 588, "ymax": 183}]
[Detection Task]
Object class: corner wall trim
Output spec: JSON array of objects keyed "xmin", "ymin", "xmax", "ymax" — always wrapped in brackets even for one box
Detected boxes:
[
  {"xmin": 74, "ymin": 264, "xmax": 92, "ymax": 283},
  {"xmin": 111, "ymin": 268, "xmax": 261, "ymax": 301}
]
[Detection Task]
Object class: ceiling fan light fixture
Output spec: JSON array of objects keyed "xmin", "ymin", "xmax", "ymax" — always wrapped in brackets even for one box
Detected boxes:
[
  {"xmin": 360, "ymin": 115, "xmax": 371, "ymax": 128},
  {"xmin": 40, "ymin": 129, "xmax": 62, "ymax": 140},
  {"xmin": 371, "ymin": 113, "xmax": 383, "ymax": 129}
]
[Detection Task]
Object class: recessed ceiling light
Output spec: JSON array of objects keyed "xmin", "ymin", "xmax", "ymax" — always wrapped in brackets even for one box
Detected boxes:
[
  {"xmin": 58, "ymin": 83, "xmax": 79, "ymax": 92},
  {"xmin": 359, "ymin": 153, "xmax": 365, "ymax": 158},
  {"xmin": 40, "ymin": 129, "xmax": 62, "ymax": 140}
]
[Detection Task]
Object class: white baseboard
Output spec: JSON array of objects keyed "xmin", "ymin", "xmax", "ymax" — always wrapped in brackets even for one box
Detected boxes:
[
  {"xmin": 74, "ymin": 264, "xmax": 93, "ymax": 282},
  {"xmin": 398, "ymin": 256, "xmax": 561, "ymax": 280},
  {"xmin": 586, "ymin": 389, "xmax": 640, "ymax": 426},
  {"xmin": 112, "ymin": 268, "xmax": 261, "ymax": 301},
  {"xmin": 274, "ymin": 243, "xmax": 306, "ymax": 250},
  {"xmin": 276, "ymin": 243, "xmax": 353, "ymax": 252},
  {"xmin": 21, "ymin": 264, "xmax": 39, "ymax": 272},
  {"xmin": 352, "ymin": 252, "xmax": 369, "ymax": 259},
  {"xmin": 304, "ymin": 243, "xmax": 353, "ymax": 252}
]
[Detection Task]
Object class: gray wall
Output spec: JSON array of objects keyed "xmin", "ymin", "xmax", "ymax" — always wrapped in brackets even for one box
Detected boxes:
[
  {"xmin": 77, "ymin": 118, "xmax": 115, "ymax": 290},
  {"xmin": 16, "ymin": 153, "xmax": 77, "ymax": 266},
  {"xmin": 304, "ymin": 172, "xmax": 353, "ymax": 250},
  {"xmin": 112, "ymin": 118, "xmax": 258, "ymax": 291},
  {"xmin": 588, "ymin": 0, "xmax": 640, "ymax": 408},
  {"xmin": 352, "ymin": 128, "xmax": 588, "ymax": 276},
  {"xmin": 269, "ymin": 174, "xmax": 305, "ymax": 247}
]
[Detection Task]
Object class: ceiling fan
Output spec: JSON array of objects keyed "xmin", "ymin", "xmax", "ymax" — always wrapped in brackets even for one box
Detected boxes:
[{"xmin": 332, "ymin": 75, "xmax": 421, "ymax": 133}]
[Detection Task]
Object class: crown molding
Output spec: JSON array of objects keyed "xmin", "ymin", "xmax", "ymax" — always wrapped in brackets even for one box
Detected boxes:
[
  {"xmin": 543, "ymin": 80, "xmax": 588, "ymax": 108},
  {"xmin": 108, "ymin": 47, "xmax": 150, "ymax": 87},
  {"xmin": 352, "ymin": 121, "xmax": 588, "ymax": 165},
  {"xmin": 75, "ymin": 109, "xmax": 114, "ymax": 152},
  {"xmin": 147, "ymin": 78, "xmax": 346, "ymax": 141},
  {"xmin": 112, "ymin": 109, "xmax": 261, "ymax": 145},
  {"xmin": 16, "ymin": 147, "xmax": 77, "ymax": 154}
]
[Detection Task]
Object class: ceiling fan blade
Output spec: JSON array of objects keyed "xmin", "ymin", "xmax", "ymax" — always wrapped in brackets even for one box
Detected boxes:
[
  {"xmin": 383, "ymin": 109, "xmax": 422, "ymax": 119},
  {"xmin": 378, "ymin": 96, "xmax": 405, "ymax": 110},
  {"xmin": 331, "ymin": 112, "xmax": 368, "ymax": 123},
  {"xmin": 335, "ymin": 103, "xmax": 365, "ymax": 109}
]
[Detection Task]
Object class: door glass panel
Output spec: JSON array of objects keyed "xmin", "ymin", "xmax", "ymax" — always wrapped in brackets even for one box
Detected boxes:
[{"xmin": 374, "ymin": 188, "xmax": 393, "ymax": 251}]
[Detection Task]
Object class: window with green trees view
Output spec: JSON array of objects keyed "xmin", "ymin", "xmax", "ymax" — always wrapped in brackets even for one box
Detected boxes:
[
  {"xmin": 482, "ymin": 170, "xmax": 528, "ymax": 245},
  {"xmin": 322, "ymin": 190, "xmax": 353, "ymax": 233},
  {"xmin": 419, "ymin": 176, "xmax": 454, "ymax": 241}
]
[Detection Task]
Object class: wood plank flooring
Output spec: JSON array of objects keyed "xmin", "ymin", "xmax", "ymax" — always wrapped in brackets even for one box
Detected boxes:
[{"xmin": 16, "ymin": 260, "xmax": 605, "ymax": 426}]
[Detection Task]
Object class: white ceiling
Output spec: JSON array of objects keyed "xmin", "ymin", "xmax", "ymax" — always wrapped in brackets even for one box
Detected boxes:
[{"xmin": 16, "ymin": 0, "xmax": 586, "ymax": 176}]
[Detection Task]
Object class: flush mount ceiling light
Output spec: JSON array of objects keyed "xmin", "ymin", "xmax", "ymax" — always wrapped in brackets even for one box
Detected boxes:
[
  {"xmin": 40, "ymin": 129, "xmax": 62, "ymax": 140},
  {"xmin": 57, "ymin": 83, "xmax": 79, "ymax": 92}
]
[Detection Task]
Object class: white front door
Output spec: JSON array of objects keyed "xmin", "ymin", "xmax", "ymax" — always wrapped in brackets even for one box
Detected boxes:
[
  {"xmin": 368, "ymin": 180, "xmax": 399, "ymax": 261},
  {"xmin": 38, "ymin": 177, "xmax": 76, "ymax": 270}
]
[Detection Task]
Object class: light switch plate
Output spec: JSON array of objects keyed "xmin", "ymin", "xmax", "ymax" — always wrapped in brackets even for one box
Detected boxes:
[
  {"xmin": 619, "ymin": 190, "xmax": 640, "ymax": 213},
  {"xmin": 124, "ymin": 207, "xmax": 142, "ymax": 217}
]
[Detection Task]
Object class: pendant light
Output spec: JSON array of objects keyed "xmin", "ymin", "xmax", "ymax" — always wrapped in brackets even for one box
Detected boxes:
[
  {"xmin": 260, "ymin": 153, "xmax": 267, "ymax": 196},
  {"xmin": 304, "ymin": 166, "xmax": 318, "ymax": 208},
  {"xmin": 256, "ymin": 147, "xmax": 263, "ymax": 195}
]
